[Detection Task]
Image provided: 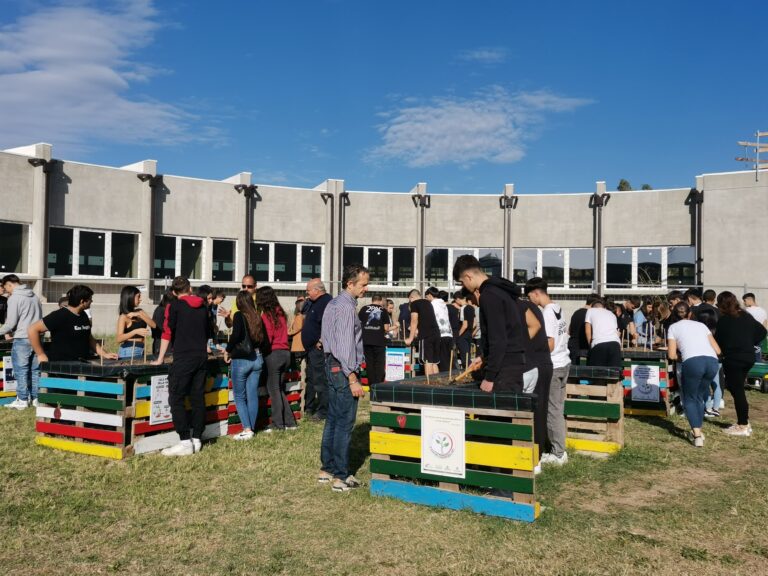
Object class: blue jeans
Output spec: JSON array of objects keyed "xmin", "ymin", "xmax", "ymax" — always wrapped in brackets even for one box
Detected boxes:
[
  {"xmin": 118, "ymin": 344, "xmax": 144, "ymax": 359},
  {"xmin": 231, "ymin": 352, "xmax": 263, "ymax": 431},
  {"xmin": 320, "ymin": 357, "xmax": 359, "ymax": 480},
  {"xmin": 705, "ymin": 363, "xmax": 723, "ymax": 411},
  {"xmin": 681, "ymin": 356, "xmax": 719, "ymax": 429},
  {"xmin": 11, "ymin": 338, "xmax": 40, "ymax": 402}
]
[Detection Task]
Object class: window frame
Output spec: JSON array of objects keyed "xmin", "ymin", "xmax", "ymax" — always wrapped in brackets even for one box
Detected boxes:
[{"xmin": 49, "ymin": 226, "xmax": 141, "ymax": 280}]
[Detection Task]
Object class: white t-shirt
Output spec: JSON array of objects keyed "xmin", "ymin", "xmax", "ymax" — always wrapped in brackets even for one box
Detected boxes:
[
  {"xmin": 543, "ymin": 303, "xmax": 570, "ymax": 368},
  {"xmin": 585, "ymin": 307, "xmax": 620, "ymax": 347},
  {"xmin": 746, "ymin": 306, "xmax": 768, "ymax": 325},
  {"xmin": 430, "ymin": 299, "xmax": 453, "ymax": 338},
  {"xmin": 667, "ymin": 319, "xmax": 717, "ymax": 362}
]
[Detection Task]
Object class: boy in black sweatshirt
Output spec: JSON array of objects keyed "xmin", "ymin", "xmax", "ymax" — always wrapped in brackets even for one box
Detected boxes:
[
  {"xmin": 153, "ymin": 276, "xmax": 211, "ymax": 456},
  {"xmin": 453, "ymin": 255, "xmax": 526, "ymax": 392}
]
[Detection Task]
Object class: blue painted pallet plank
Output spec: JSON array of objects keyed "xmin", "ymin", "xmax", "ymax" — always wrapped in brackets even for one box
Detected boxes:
[
  {"xmin": 0, "ymin": 396, "xmax": 15, "ymax": 406},
  {"xmin": 135, "ymin": 375, "xmax": 229, "ymax": 399},
  {"xmin": 40, "ymin": 377, "xmax": 123, "ymax": 395},
  {"xmin": 370, "ymin": 479, "xmax": 537, "ymax": 522}
]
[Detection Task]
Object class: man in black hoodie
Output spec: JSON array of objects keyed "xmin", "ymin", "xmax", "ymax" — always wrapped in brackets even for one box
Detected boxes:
[
  {"xmin": 153, "ymin": 276, "xmax": 211, "ymax": 456},
  {"xmin": 453, "ymin": 255, "xmax": 526, "ymax": 392}
]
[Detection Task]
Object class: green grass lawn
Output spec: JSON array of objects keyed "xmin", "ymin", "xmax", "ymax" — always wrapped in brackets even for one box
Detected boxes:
[{"xmin": 2, "ymin": 388, "xmax": 768, "ymax": 576}]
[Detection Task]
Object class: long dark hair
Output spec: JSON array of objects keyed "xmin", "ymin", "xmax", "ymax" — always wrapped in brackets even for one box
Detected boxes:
[
  {"xmin": 670, "ymin": 301, "xmax": 690, "ymax": 325},
  {"xmin": 256, "ymin": 286, "xmax": 284, "ymax": 328},
  {"xmin": 236, "ymin": 290, "xmax": 264, "ymax": 343},
  {"xmin": 119, "ymin": 286, "xmax": 140, "ymax": 315},
  {"xmin": 717, "ymin": 291, "xmax": 743, "ymax": 318}
]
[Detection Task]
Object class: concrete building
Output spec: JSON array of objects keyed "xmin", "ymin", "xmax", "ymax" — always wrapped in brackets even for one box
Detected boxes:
[{"xmin": 1, "ymin": 142, "xmax": 766, "ymax": 334}]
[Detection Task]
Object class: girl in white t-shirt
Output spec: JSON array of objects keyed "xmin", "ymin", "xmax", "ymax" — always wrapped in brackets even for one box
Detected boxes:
[
  {"xmin": 667, "ymin": 302, "xmax": 721, "ymax": 447},
  {"xmin": 585, "ymin": 301, "xmax": 622, "ymax": 368}
]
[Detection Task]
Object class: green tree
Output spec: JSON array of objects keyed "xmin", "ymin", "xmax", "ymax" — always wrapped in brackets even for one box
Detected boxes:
[
  {"xmin": 617, "ymin": 179, "xmax": 633, "ymax": 191},
  {"xmin": 641, "ymin": 183, "xmax": 653, "ymax": 190}
]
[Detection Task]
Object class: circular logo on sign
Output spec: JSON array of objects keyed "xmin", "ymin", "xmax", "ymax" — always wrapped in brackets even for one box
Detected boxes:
[{"xmin": 429, "ymin": 432, "xmax": 455, "ymax": 458}]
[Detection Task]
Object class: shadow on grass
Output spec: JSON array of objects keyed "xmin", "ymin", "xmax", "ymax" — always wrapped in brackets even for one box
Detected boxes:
[
  {"xmin": 349, "ymin": 421, "xmax": 372, "ymax": 476},
  {"xmin": 634, "ymin": 415, "xmax": 690, "ymax": 441}
]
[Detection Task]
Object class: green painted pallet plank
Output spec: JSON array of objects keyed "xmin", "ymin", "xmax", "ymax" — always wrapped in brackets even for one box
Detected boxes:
[
  {"xmin": 564, "ymin": 399, "xmax": 621, "ymax": 420},
  {"xmin": 38, "ymin": 392, "xmax": 124, "ymax": 412},
  {"xmin": 370, "ymin": 411, "xmax": 532, "ymax": 441},
  {"xmin": 370, "ymin": 458, "xmax": 534, "ymax": 494}
]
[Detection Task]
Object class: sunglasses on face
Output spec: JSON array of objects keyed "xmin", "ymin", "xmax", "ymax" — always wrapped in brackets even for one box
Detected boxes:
[{"xmin": 242, "ymin": 284, "xmax": 255, "ymax": 289}]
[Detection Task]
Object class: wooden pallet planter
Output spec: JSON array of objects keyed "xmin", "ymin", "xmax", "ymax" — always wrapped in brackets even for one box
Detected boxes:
[
  {"xmin": 369, "ymin": 396, "xmax": 539, "ymax": 523},
  {"xmin": 565, "ymin": 366, "xmax": 624, "ymax": 458},
  {"xmin": 0, "ymin": 351, "xmax": 17, "ymax": 405},
  {"xmin": 621, "ymin": 354, "xmax": 671, "ymax": 417},
  {"xmin": 227, "ymin": 382, "xmax": 303, "ymax": 435}
]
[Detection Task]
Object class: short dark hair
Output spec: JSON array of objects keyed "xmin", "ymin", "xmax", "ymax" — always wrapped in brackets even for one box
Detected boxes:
[
  {"xmin": 213, "ymin": 289, "xmax": 226, "ymax": 299},
  {"xmin": 586, "ymin": 293, "xmax": 603, "ymax": 306},
  {"xmin": 425, "ymin": 286, "xmax": 440, "ymax": 299},
  {"xmin": 371, "ymin": 294, "xmax": 383, "ymax": 303},
  {"xmin": 684, "ymin": 288, "xmax": 702, "ymax": 300},
  {"xmin": 452, "ymin": 255, "xmax": 482, "ymax": 283},
  {"xmin": 171, "ymin": 276, "xmax": 191, "ymax": 294},
  {"xmin": 524, "ymin": 277, "xmax": 548, "ymax": 295},
  {"xmin": 667, "ymin": 290, "xmax": 684, "ymax": 301},
  {"xmin": 453, "ymin": 291, "xmax": 464, "ymax": 301},
  {"xmin": 196, "ymin": 284, "xmax": 212, "ymax": 299},
  {"xmin": 67, "ymin": 285, "xmax": 94, "ymax": 307},
  {"xmin": 627, "ymin": 296, "xmax": 642, "ymax": 308},
  {"xmin": 743, "ymin": 292, "xmax": 756, "ymax": 301},
  {"xmin": 702, "ymin": 289, "xmax": 716, "ymax": 303},
  {"xmin": 1, "ymin": 274, "xmax": 20, "ymax": 285},
  {"xmin": 342, "ymin": 264, "xmax": 368, "ymax": 289},
  {"xmin": 438, "ymin": 290, "xmax": 449, "ymax": 302}
]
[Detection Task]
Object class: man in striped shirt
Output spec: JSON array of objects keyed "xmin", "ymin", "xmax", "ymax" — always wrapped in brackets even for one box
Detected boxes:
[{"xmin": 318, "ymin": 264, "xmax": 369, "ymax": 492}]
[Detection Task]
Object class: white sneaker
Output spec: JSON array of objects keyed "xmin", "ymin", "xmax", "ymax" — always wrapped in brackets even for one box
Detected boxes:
[
  {"xmin": 534, "ymin": 463, "xmax": 542, "ymax": 475},
  {"xmin": 161, "ymin": 441, "xmax": 194, "ymax": 457},
  {"xmin": 32, "ymin": 399, "xmax": 39, "ymax": 408},
  {"xmin": 723, "ymin": 424, "xmax": 752, "ymax": 437},
  {"xmin": 233, "ymin": 430, "xmax": 254, "ymax": 441},
  {"xmin": 4, "ymin": 398, "xmax": 28, "ymax": 410},
  {"xmin": 192, "ymin": 438, "xmax": 202, "ymax": 453},
  {"xmin": 719, "ymin": 400, "xmax": 725, "ymax": 409}
]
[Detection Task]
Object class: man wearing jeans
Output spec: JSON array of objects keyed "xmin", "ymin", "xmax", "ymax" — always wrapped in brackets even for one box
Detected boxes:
[
  {"xmin": 0, "ymin": 275, "xmax": 42, "ymax": 410},
  {"xmin": 525, "ymin": 277, "xmax": 571, "ymax": 467},
  {"xmin": 318, "ymin": 265, "xmax": 369, "ymax": 492}
]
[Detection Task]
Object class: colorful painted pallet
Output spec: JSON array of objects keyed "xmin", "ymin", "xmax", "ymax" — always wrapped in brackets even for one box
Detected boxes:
[
  {"xmin": 226, "ymin": 388, "xmax": 303, "ymax": 435},
  {"xmin": 565, "ymin": 366, "xmax": 624, "ymax": 458},
  {"xmin": 369, "ymin": 392, "xmax": 539, "ymax": 523}
]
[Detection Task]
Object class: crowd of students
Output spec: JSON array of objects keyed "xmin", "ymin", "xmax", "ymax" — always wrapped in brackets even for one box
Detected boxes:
[{"xmin": 1, "ymin": 266, "xmax": 767, "ymax": 481}]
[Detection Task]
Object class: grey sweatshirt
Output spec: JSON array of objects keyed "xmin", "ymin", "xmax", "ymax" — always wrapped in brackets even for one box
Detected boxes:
[{"xmin": 0, "ymin": 285, "xmax": 43, "ymax": 339}]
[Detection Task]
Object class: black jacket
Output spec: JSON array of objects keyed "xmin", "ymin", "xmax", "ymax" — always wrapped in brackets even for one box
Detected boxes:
[
  {"xmin": 518, "ymin": 300, "xmax": 553, "ymax": 367},
  {"xmin": 715, "ymin": 313, "xmax": 767, "ymax": 364},
  {"xmin": 478, "ymin": 276, "xmax": 526, "ymax": 381},
  {"xmin": 301, "ymin": 293, "xmax": 332, "ymax": 349},
  {"xmin": 168, "ymin": 295, "xmax": 211, "ymax": 357},
  {"xmin": 226, "ymin": 312, "xmax": 266, "ymax": 358}
]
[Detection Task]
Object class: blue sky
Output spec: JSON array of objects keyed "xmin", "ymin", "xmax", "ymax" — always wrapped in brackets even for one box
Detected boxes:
[{"xmin": 1, "ymin": 0, "xmax": 766, "ymax": 194}]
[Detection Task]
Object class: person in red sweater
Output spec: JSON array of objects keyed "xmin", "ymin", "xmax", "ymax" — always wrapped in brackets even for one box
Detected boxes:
[{"xmin": 257, "ymin": 286, "xmax": 298, "ymax": 431}]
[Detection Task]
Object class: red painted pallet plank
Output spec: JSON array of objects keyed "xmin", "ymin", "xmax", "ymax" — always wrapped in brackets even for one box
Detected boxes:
[{"xmin": 36, "ymin": 421, "xmax": 124, "ymax": 444}]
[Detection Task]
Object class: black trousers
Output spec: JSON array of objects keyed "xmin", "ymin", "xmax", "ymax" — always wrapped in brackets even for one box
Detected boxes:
[
  {"xmin": 168, "ymin": 353, "xmax": 208, "ymax": 441},
  {"xmin": 532, "ymin": 363, "xmax": 553, "ymax": 461},
  {"xmin": 305, "ymin": 347, "xmax": 328, "ymax": 417},
  {"xmin": 492, "ymin": 362, "xmax": 525, "ymax": 393},
  {"xmin": 455, "ymin": 337, "xmax": 471, "ymax": 368},
  {"xmin": 364, "ymin": 345, "xmax": 386, "ymax": 385},
  {"xmin": 723, "ymin": 358, "xmax": 754, "ymax": 425},
  {"xmin": 587, "ymin": 341, "xmax": 622, "ymax": 369},
  {"xmin": 439, "ymin": 337, "xmax": 454, "ymax": 372}
]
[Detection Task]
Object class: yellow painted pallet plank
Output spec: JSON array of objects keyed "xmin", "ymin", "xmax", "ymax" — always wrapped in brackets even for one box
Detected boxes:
[
  {"xmin": 36, "ymin": 436, "xmax": 125, "ymax": 460},
  {"xmin": 133, "ymin": 389, "xmax": 230, "ymax": 419},
  {"xmin": 369, "ymin": 430, "xmax": 534, "ymax": 471},
  {"xmin": 0, "ymin": 391, "xmax": 17, "ymax": 398},
  {"xmin": 565, "ymin": 437, "xmax": 621, "ymax": 455},
  {"xmin": 625, "ymin": 408, "xmax": 667, "ymax": 417}
]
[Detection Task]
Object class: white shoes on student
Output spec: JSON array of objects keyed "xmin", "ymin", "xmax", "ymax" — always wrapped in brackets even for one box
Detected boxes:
[
  {"xmin": 4, "ymin": 398, "xmax": 29, "ymax": 410},
  {"xmin": 161, "ymin": 438, "xmax": 202, "ymax": 456},
  {"xmin": 541, "ymin": 451, "xmax": 569, "ymax": 467},
  {"xmin": 232, "ymin": 430, "xmax": 254, "ymax": 441}
]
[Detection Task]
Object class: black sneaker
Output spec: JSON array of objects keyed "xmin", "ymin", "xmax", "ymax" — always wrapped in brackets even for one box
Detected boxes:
[{"xmin": 704, "ymin": 409, "xmax": 720, "ymax": 418}]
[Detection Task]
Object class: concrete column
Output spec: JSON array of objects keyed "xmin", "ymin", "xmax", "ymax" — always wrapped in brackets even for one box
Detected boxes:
[
  {"xmin": 26, "ymin": 144, "xmax": 52, "ymax": 294},
  {"xmin": 502, "ymin": 183, "xmax": 515, "ymax": 277},
  {"xmin": 222, "ymin": 172, "xmax": 252, "ymax": 282},
  {"xmin": 593, "ymin": 181, "xmax": 607, "ymax": 294},
  {"xmin": 332, "ymin": 179, "xmax": 346, "ymax": 295},
  {"xmin": 121, "ymin": 160, "xmax": 157, "ymax": 282},
  {"xmin": 412, "ymin": 182, "xmax": 427, "ymax": 288}
]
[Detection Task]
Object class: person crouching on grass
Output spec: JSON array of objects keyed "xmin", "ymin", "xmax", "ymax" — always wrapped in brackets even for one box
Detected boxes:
[{"xmin": 153, "ymin": 276, "xmax": 212, "ymax": 456}]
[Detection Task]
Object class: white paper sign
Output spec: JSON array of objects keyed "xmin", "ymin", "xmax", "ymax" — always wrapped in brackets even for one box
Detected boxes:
[
  {"xmin": 385, "ymin": 348, "xmax": 408, "ymax": 382},
  {"xmin": 421, "ymin": 406, "xmax": 466, "ymax": 479},
  {"xmin": 2, "ymin": 356, "xmax": 16, "ymax": 393},
  {"xmin": 631, "ymin": 363, "xmax": 661, "ymax": 403},
  {"xmin": 150, "ymin": 374, "xmax": 173, "ymax": 425}
]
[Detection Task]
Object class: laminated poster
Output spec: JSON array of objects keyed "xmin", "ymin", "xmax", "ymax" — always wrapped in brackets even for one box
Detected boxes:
[
  {"xmin": 631, "ymin": 363, "xmax": 661, "ymax": 403},
  {"xmin": 2, "ymin": 356, "xmax": 16, "ymax": 393},
  {"xmin": 150, "ymin": 374, "xmax": 173, "ymax": 425},
  {"xmin": 384, "ymin": 348, "xmax": 407, "ymax": 382},
  {"xmin": 421, "ymin": 406, "xmax": 466, "ymax": 479}
]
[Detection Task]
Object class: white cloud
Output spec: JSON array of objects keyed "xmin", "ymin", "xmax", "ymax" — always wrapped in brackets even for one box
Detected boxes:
[
  {"xmin": 367, "ymin": 87, "xmax": 592, "ymax": 168},
  {"xmin": 0, "ymin": 0, "xmax": 220, "ymax": 152},
  {"xmin": 457, "ymin": 47, "xmax": 509, "ymax": 65}
]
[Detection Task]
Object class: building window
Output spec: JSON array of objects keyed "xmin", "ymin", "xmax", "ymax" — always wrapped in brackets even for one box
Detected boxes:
[
  {"xmin": 606, "ymin": 248, "xmax": 632, "ymax": 288},
  {"xmin": 425, "ymin": 248, "xmax": 448, "ymax": 282},
  {"xmin": 343, "ymin": 246, "xmax": 364, "ymax": 268},
  {"xmin": 368, "ymin": 248, "xmax": 388, "ymax": 283},
  {"xmin": 180, "ymin": 238, "xmax": 203, "ymax": 279},
  {"xmin": 569, "ymin": 248, "xmax": 594, "ymax": 288},
  {"xmin": 542, "ymin": 250, "xmax": 565, "ymax": 286},
  {"xmin": 479, "ymin": 248, "xmax": 503, "ymax": 277},
  {"xmin": 301, "ymin": 245, "xmax": 322, "ymax": 281},
  {"xmin": 667, "ymin": 246, "xmax": 695, "ymax": 286},
  {"xmin": 111, "ymin": 233, "xmax": 137, "ymax": 278},
  {"xmin": 250, "ymin": 243, "xmax": 269, "ymax": 282},
  {"xmin": 78, "ymin": 231, "xmax": 105, "ymax": 276},
  {"xmin": 0, "ymin": 222, "xmax": 28, "ymax": 274},
  {"xmin": 393, "ymin": 248, "xmax": 414, "ymax": 285},
  {"xmin": 513, "ymin": 249, "xmax": 537, "ymax": 285},
  {"xmin": 48, "ymin": 228, "xmax": 74, "ymax": 276},
  {"xmin": 274, "ymin": 243, "xmax": 297, "ymax": 282},
  {"xmin": 154, "ymin": 236, "xmax": 176, "ymax": 279},
  {"xmin": 212, "ymin": 239, "xmax": 236, "ymax": 282},
  {"xmin": 637, "ymin": 248, "xmax": 662, "ymax": 287}
]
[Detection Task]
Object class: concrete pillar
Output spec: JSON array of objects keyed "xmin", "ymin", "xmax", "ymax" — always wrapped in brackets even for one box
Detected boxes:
[
  {"xmin": 593, "ymin": 181, "xmax": 607, "ymax": 294},
  {"xmin": 502, "ymin": 183, "xmax": 515, "ymax": 277},
  {"xmin": 23, "ymin": 144, "xmax": 52, "ymax": 293},
  {"xmin": 412, "ymin": 182, "xmax": 427, "ymax": 288},
  {"xmin": 222, "ymin": 172, "xmax": 252, "ymax": 282},
  {"xmin": 121, "ymin": 159, "xmax": 157, "ymax": 282}
]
